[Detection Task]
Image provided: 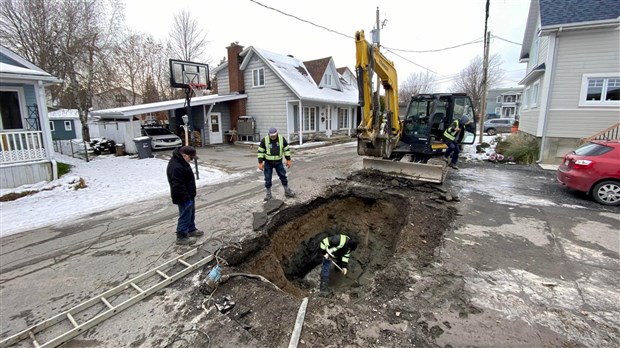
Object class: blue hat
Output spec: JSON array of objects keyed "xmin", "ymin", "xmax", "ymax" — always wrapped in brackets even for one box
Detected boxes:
[
  {"xmin": 268, "ymin": 127, "xmax": 278, "ymax": 135},
  {"xmin": 459, "ymin": 116, "xmax": 470, "ymax": 125}
]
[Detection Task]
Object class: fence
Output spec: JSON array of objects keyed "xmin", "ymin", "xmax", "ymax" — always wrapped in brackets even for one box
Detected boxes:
[
  {"xmin": 0, "ymin": 131, "xmax": 47, "ymax": 164},
  {"xmin": 53, "ymin": 139, "xmax": 90, "ymax": 161}
]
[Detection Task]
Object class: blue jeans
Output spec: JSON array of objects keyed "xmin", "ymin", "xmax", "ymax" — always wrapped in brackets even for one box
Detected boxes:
[
  {"xmin": 444, "ymin": 140, "xmax": 460, "ymax": 165},
  {"xmin": 321, "ymin": 258, "xmax": 332, "ymax": 281},
  {"xmin": 176, "ymin": 200, "xmax": 196, "ymax": 237},
  {"xmin": 263, "ymin": 161, "xmax": 288, "ymax": 189}
]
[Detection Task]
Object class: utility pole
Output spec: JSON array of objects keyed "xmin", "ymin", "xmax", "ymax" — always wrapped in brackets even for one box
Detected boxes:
[{"xmin": 478, "ymin": 0, "xmax": 491, "ymax": 142}]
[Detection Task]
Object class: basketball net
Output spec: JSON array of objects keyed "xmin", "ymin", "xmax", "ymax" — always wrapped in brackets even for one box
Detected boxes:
[{"xmin": 188, "ymin": 83, "xmax": 209, "ymax": 97}]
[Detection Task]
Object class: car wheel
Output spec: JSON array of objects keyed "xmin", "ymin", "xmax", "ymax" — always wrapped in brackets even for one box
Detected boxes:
[
  {"xmin": 591, "ymin": 180, "xmax": 620, "ymax": 206},
  {"xmin": 487, "ymin": 128, "xmax": 497, "ymax": 136}
]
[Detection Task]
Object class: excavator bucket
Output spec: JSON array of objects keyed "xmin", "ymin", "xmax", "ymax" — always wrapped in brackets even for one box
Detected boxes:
[{"xmin": 362, "ymin": 157, "xmax": 449, "ymax": 184}]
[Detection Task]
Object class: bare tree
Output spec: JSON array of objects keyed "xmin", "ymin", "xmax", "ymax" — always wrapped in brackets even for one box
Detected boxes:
[
  {"xmin": 398, "ymin": 71, "xmax": 437, "ymax": 101},
  {"xmin": 168, "ymin": 9, "xmax": 210, "ymax": 63},
  {"xmin": 450, "ymin": 54, "xmax": 504, "ymax": 114}
]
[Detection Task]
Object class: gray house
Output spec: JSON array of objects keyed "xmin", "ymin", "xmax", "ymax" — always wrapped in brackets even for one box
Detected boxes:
[
  {"xmin": 0, "ymin": 45, "xmax": 62, "ymax": 189},
  {"xmin": 48, "ymin": 109, "xmax": 82, "ymax": 140},
  {"xmin": 519, "ymin": 0, "xmax": 620, "ymax": 163},
  {"xmin": 212, "ymin": 43, "xmax": 358, "ymax": 144},
  {"xmin": 486, "ymin": 87, "xmax": 523, "ymax": 120}
]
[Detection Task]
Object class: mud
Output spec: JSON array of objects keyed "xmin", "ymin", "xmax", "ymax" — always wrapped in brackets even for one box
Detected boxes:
[{"xmin": 194, "ymin": 170, "xmax": 475, "ymax": 347}]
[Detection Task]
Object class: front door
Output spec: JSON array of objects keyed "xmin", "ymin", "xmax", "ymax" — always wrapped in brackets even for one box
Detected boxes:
[
  {"xmin": 325, "ymin": 107, "xmax": 332, "ymax": 137},
  {"xmin": 208, "ymin": 113, "xmax": 223, "ymax": 144}
]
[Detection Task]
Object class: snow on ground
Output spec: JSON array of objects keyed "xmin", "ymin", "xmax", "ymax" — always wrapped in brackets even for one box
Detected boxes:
[
  {"xmin": 0, "ymin": 154, "xmax": 239, "ymax": 237},
  {"xmin": 0, "ymin": 135, "xmax": 505, "ymax": 238}
]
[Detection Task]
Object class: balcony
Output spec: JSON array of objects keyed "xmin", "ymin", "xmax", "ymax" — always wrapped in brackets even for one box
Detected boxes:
[{"xmin": 0, "ymin": 131, "xmax": 47, "ymax": 164}]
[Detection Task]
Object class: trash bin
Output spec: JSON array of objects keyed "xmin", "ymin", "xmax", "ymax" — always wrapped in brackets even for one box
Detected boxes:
[
  {"xmin": 115, "ymin": 143, "xmax": 125, "ymax": 156},
  {"xmin": 133, "ymin": 136, "xmax": 152, "ymax": 159}
]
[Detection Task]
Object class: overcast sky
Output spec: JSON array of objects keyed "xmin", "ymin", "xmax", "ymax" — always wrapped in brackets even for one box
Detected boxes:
[{"xmin": 124, "ymin": 0, "xmax": 531, "ymax": 90}]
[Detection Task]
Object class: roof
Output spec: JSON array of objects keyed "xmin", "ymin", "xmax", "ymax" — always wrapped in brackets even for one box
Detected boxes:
[
  {"xmin": 89, "ymin": 93, "xmax": 247, "ymax": 119},
  {"xmin": 540, "ymin": 0, "xmax": 620, "ymax": 27},
  {"xmin": 303, "ymin": 57, "xmax": 332, "ymax": 85},
  {"xmin": 0, "ymin": 45, "xmax": 62, "ymax": 84},
  {"xmin": 49, "ymin": 109, "xmax": 80, "ymax": 120},
  {"xmin": 239, "ymin": 46, "xmax": 358, "ymax": 105}
]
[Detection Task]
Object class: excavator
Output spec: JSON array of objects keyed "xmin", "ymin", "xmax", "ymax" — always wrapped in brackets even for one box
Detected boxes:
[{"xmin": 354, "ymin": 30, "xmax": 477, "ymax": 183}]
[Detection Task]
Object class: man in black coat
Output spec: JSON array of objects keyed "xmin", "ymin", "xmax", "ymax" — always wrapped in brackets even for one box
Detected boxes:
[{"xmin": 166, "ymin": 146, "xmax": 203, "ymax": 245}]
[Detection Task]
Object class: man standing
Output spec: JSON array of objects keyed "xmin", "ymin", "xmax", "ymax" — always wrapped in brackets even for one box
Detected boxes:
[
  {"xmin": 319, "ymin": 234, "xmax": 358, "ymax": 294},
  {"xmin": 257, "ymin": 127, "xmax": 295, "ymax": 201},
  {"xmin": 166, "ymin": 146, "xmax": 204, "ymax": 245},
  {"xmin": 442, "ymin": 115, "xmax": 472, "ymax": 170}
]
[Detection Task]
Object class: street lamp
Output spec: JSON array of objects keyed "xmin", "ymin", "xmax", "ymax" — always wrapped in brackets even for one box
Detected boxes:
[{"xmin": 181, "ymin": 114, "xmax": 189, "ymax": 146}]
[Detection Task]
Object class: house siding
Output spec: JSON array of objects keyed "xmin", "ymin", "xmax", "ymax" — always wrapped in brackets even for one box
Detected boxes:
[
  {"xmin": 243, "ymin": 55, "xmax": 297, "ymax": 140},
  {"xmin": 215, "ymin": 68, "xmax": 231, "ymax": 95},
  {"xmin": 546, "ymin": 28, "xmax": 620, "ymax": 138}
]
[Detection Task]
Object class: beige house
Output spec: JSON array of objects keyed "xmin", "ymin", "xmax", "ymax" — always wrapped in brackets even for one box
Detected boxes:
[{"xmin": 519, "ymin": 0, "xmax": 620, "ymax": 163}]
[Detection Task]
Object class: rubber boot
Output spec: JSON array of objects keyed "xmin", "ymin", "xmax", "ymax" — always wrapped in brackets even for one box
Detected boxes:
[
  {"xmin": 264, "ymin": 188, "xmax": 272, "ymax": 201},
  {"xmin": 319, "ymin": 278, "xmax": 329, "ymax": 296},
  {"xmin": 284, "ymin": 185, "xmax": 296, "ymax": 198}
]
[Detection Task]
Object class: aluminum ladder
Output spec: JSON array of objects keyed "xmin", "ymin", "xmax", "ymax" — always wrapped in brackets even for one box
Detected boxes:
[{"xmin": 0, "ymin": 248, "xmax": 213, "ymax": 348}]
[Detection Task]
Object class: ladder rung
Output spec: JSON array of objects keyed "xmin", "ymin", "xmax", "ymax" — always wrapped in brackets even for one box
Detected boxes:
[
  {"xmin": 130, "ymin": 282, "xmax": 144, "ymax": 293},
  {"xmin": 101, "ymin": 297, "xmax": 114, "ymax": 310},
  {"xmin": 28, "ymin": 331, "xmax": 40, "ymax": 348},
  {"xmin": 66, "ymin": 313, "xmax": 79, "ymax": 328},
  {"xmin": 156, "ymin": 270, "xmax": 170, "ymax": 279},
  {"xmin": 178, "ymin": 259, "xmax": 191, "ymax": 267}
]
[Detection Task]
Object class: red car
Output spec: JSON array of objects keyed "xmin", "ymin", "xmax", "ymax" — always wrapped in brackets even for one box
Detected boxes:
[{"xmin": 557, "ymin": 140, "xmax": 620, "ymax": 206}]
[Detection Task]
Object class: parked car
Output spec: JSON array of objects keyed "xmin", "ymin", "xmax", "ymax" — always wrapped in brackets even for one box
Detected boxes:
[
  {"xmin": 484, "ymin": 118, "xmax": 515, "ymax": 135},
  {"xmin": 556, "ymin": 140, "xmax": 620, "ymax": 206},
  {"xmin": 141, "ymin": 126, "xmax": 182, "ymax": 150}
]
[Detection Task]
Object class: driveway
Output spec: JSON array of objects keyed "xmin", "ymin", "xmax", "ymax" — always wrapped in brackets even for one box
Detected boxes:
[{"xmin": 0, "ymin": 143, "xmax": 618, "ymax": 347}]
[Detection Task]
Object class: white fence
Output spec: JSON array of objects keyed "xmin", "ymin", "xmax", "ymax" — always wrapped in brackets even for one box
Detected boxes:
[{"xmin": 0, "ymin": 131, "xmax": 47, "ymax": 164}]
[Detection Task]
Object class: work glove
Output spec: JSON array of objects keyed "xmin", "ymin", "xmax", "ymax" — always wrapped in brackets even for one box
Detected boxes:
[
  {"xmin": 258, "ymin": 162, "xmax": 264, "ymax": 171},
  {"xmin": 286, "ymin": 159, "xmax": 291, "ymax": 168},
  {"xmin": 323, "ymin": 253, "xmax": 330, "ymax": 260},
  {"xmin": 342, "ymin": 268, "xmax": 347, "ymax": 276}
]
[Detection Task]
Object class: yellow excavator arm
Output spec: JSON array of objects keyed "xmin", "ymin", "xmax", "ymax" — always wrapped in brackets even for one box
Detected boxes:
[{"xmin": 355, "ymin": 30, "xmax": 401, "ymax": 158}]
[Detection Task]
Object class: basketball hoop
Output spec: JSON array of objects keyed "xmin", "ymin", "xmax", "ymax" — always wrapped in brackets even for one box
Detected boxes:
[{"xmin": 188, "ymin": 83, "xmax": 209, "ymax": 97}]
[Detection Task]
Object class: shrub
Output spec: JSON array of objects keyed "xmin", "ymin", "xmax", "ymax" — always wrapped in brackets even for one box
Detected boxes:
[
  {"xmin": 57, "ymin": 162, "xmax": 72, "ymax": 177},
  {"xmin": 496, "ymin": 134, "xmax": 539, "ymax": 164}
]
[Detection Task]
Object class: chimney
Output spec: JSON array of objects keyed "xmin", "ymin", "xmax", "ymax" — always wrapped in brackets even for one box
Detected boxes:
[
  {"xmin": 227, "ymin": 42, "xmax": 244, "ymax": 93},
  {"xmin": 226, "ymin": 42, "xmax": 246, "ymax": 132}
]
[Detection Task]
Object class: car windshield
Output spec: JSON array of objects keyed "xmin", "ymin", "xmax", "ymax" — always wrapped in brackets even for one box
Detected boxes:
[
  {"xmin": 143, "ymin": 128, "xmax": 173, "ymax": 136},
  {"xmin": 574, "ymin": 142, "xmax": 612, "ymax": 156}
]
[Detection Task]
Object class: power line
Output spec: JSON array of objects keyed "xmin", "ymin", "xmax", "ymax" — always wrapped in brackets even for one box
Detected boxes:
[
  {"xmin": 491, "ymin": 34, "xmax": 522, "ymax": 46},
  {"xmin": 383, "ymin": 38, "xmax": 484, "ymax": 53},
  {"xmin": 383, "ymin": 47, "xmax": 437, "ymax": 74}
]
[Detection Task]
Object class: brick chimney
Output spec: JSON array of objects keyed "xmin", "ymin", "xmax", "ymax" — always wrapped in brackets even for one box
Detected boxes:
[{"xmin": 227, "ymin": 42, "xmax": 247, "ymax": 132}]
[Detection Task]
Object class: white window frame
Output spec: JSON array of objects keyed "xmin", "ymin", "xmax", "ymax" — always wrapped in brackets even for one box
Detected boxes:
[
  {"xmin": 0, "ymin": 86, "xmax": 27, "ymax": 130},
  {"xmin": 49, "ymin": 121, "xmax": 55, "ymax": 131},
  {"xmin": 302, "ymin": 106, "xmax": 316, "ymax": 131},
  {"xmin": 64, "ymin": 120, "xmax": 72, "ymax": 131},
  {"xmin": 495, "ymin": 107, "xmax": 501, "ymax": 114},
  {"xmin": 252, "ymin": 68, "xmax": 265, "ymax": 87},
  {"xmin": 324, "ymin": 74, "xmax": 332, "ymax": 86},
  {"xmin": 338, "ymin": 108, "xmax": 349, "ymax": 129},
  {"xmin": 578, "ymin": 74, "xmax": 620, "ymax": 107},
  {"xmin": 496, "ymin": 96, "xmax": 502, "ymax": 103},
  {"xmin": 530, "ymin": 81, "xmax": 540, "ymax": 108},
  {"xmin": 523, "ymin": 87, "xmax": 529, "ymax": 109}
]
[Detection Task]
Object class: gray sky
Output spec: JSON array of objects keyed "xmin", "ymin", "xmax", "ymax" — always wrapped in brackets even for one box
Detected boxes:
[{"xmin": 124, "ymin": 0, "xmax": 530, "ymax": 89}]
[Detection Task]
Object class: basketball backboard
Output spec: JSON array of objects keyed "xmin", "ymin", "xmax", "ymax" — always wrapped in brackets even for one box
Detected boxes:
[{"xmin": 169, "ymin": 59, "xmax": 210, "ymax": 89}]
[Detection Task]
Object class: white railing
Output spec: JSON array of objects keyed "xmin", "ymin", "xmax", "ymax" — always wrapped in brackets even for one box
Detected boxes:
[{"xmin": 0, "ymin": 131, "xmax": 47, "ymax": 164}]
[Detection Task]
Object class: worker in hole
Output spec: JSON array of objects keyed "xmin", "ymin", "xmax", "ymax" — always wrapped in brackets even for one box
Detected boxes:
[{"xmin": 319, "ymin": 234, "xmax": 358, "ymax": 295}]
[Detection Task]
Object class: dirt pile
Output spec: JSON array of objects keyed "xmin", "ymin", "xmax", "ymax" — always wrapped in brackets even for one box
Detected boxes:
[{"xmin": 188, "ymin": 170, "xmax": 477, "ymax": 347}]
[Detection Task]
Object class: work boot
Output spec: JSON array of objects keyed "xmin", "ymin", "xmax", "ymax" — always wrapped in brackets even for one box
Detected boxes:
[
  {"xmin": 284, "ymin": 186, "xmax": 296, "ymax": 198},
  {"xmin": 319, "ymin": 279, "xmax": 329, "ymax": 296},
  {"xmin": 449, "ymin": 163, "xmax": 459, "ymax": 170},
  {"xmin": 188, "ymin": 229, "xmax": 204, "ymax": 237},
  {"xmin": 264, "ymin": 188, "xmax": 272, "ymax": 201},
  {"xmin": 176, "ymin": 235, "xmax": 197, "ymax": 246},
  {"xmin": 442, "ymin": 156, "xmax": 450, "ymax": 163}
]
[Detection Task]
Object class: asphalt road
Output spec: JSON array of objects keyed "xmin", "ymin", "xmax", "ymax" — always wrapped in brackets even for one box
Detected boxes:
[{"xmin": 0, "ymin": 141, "xmax": 618, "ymax": 347}]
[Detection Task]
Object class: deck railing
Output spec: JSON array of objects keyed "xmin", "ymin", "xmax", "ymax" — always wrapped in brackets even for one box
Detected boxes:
[
  {"xmin": 0, "ymin": 131, "xmax": 47, "ymax": 164},
  {"xmin": 579, "ymin": 122, "xmax": 620, "ymax": 145}
]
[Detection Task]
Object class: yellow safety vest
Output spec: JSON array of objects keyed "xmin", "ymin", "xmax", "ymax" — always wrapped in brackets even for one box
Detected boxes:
[
  {"xmin": 443, "ymin": 119, "xmax": 460, "ymax": 141},
  {"xmin": 320, "ymin": 235, "xmax": 351, "ymax": 264},
  {"xmin": 257, "ymin": 135, "xmax": 290, "ymax": 161}
]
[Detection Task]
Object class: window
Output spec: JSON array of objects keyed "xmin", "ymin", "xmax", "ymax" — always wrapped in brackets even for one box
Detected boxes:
[
  {"xmin": 496, "ymin": 96, "xmax": 502, "ymax": 103},
  {"xmin": 64, "ymin": 121, "xmax": 72, "ymax": 131},
  {"xmin": 49, "ymin": 121, "xmax": 55, "ymax": 131},
  {"xmin": 0, "ymin": 88, "xmax": 25, "ymax": 130},
  {"xmin": 495, "ymin": 107, "xmax": 501, "ymax": 114},
  {"xmin": 324, "ymin": 74, "xmax": 332, "ymax": 86},
  {"xmin": 252, "ymin": 68, "xmax": 265, "ymax": 87},
  {"xmin": 523, "ymin": 87, "xmax": 529, "ymax": 108},
  {"xmin": 579, "ymin": 75, "xmax": 620, "ymax": 106},
  {"xmin": 530, "ymin": 81, "xmax": 540, "ymax": 108},
  {"xmin": 302, "ymin": 106, "xmax": 316, "ymax": 131},
  {"xmin": 338, "ymin": 108, "xmax": 349, "ymax": 129}
]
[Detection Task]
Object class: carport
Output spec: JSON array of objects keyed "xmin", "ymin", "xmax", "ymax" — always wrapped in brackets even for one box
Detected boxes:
[{"xmin": 89, "ymin": 93, "xmax": 247, "ymax": 153}]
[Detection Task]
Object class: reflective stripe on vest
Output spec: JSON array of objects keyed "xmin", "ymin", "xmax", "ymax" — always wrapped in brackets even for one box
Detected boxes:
[
  {"xmin": 261, "ymin": 135, "xmax": 284, "ymax": 161},
  {"xmin": 443, "ymin": 119, "xmax": 460, "ymax": 141}
]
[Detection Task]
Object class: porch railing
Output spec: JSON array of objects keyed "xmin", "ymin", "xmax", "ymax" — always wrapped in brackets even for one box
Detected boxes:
[
  {"xmin": 579, "ymin": 122, "xmax": 620, "ymax": 145},
  {"xmin": 0, "ymin": 131, "xmax": 47, "ymax": 164}
]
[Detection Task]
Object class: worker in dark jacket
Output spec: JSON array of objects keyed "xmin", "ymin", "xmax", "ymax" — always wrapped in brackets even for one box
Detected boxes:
[
  {"xmin": 166, "ymin": 146, "xmax": 203, "ymax": 245},
  {"xmin": 257, "ymin": 127, "xmax": 295, "ymax": 201},
  {"xmin": 442, "ymin": 115, "xmax": 472, "ymax": 170},
  {"xmin": 319, "ymin": 234, "xmax": 358, "ymax": 294}
]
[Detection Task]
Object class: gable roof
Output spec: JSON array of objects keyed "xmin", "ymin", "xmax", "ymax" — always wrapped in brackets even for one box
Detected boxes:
[
  {"xmin": 238, "ymin": 46, "xmax": 357, "ymax": 105},
  {"xmin": 520, "ymin": 0, "xmax": 620, "ymax": 61},
  {"xmin": 303, "ymin": 57, "xmax": 332, "ymax": 85},
  {"xmin": 0, "ymin": 45, "xmax": 62, "ymax": 84}
]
